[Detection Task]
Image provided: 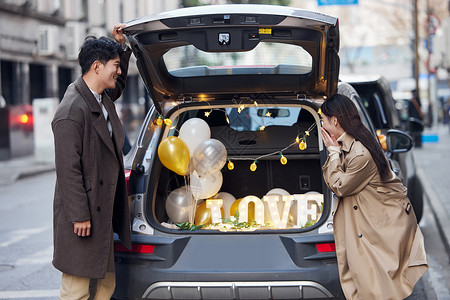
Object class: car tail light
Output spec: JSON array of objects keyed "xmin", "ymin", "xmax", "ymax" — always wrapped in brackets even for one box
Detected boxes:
[
  {"xmin": 316, "ymin": 243, "xmax": 336, "ymax": 253},
  {"xmin": 114, "ymin": 243, "xmax": 155, "ymax": 254},
  {"xmin": 124, "ymin": 169, "xmax": 131, "ymax": 192}
]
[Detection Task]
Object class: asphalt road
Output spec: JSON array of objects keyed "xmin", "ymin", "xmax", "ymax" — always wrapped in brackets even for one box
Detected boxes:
[{"xmin": 0, "ymin": 171, "xmax": 448, "ymax": 299}]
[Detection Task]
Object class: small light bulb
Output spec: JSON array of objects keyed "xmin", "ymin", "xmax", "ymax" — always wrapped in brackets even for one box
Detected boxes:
[
  {"xmin": 156, "ymin": 117, "xmax": 163, "ymax": 126},
  {"xmin": 164, "ymin": 119, "xmax": 172, "ymax": 126},
  {"xmin": 227, "ymin": 160, "xmax": 234, "ymax": 170},
  {"xmin": 299, "ymin": 140, "xmax": 307, "ymax": 150},
  {"xmin": 250, "ymin": 161, "xmax": 257, "ymax": 172},
  {"xmin": 295, "ymin": 136, "xmax": 300, "ymax": 143},
  {"xmin": 259, "ymin": 126, "xmax": 266, "ymax": 131},
  {"xmin": 305, "ymin": 130, "xmax": 310, "ymax": 136},
  {"xmin": 280, "ymin": 155, "xmax": 287, "ymax": 165},
  {"xmin": 204, "ymin": 111, "xmax": 211, "ymax": 117},
  {"xmin": 318, "ymin": 108, "xmax": 322, "ymax": 115},
  {"xmin": 254, "ymin": 101, "xmax": 258, "ymax": 106},
  {"xmin": 265, "ymin": 112, "xmax": 271, "ymax": 117}
]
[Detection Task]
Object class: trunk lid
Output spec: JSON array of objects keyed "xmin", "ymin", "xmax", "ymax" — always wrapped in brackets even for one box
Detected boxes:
[{"xmin": 123, "ymin": 4, "xmax": 339, "ymax": 112}]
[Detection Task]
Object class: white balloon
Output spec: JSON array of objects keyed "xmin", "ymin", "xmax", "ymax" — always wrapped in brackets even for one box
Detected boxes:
[
  {"xmin": 214, "ymin": 192, "xmax": 236, "ymax": 218},
  {"xmin": 165, "ymin": 186, "xmax": 194, "ymax": 223},
  {"xmin": 179, "ymin": 118, "xmax": 211, "ymax": 155},
  {"xmin": 267, "ymin": 188, "xmax": 290, "ymax": 196},
  {"xmin": 192, "ymin": 139, "xmax": 227, "ymax": 177},
  {"xmin": 265, "ymin": 188, "xmax": 296, "ymax": 227},
  {"xmin": 190, "ymin": 170, "xmax": 223, "ymax": 200}
]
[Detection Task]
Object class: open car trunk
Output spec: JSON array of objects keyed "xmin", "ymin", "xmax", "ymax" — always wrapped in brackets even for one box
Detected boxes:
[
  {"xmin": 120, "ymin": 4, "xmax": 339, "ymax": 233},
  {"xmin": 145, "ymin": 100, "xmax": 329, "ymax": 232}
]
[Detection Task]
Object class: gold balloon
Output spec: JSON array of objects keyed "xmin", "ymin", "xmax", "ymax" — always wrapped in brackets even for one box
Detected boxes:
[
  {"xmin": 195, "ymin": 201, "xmax": 225, "ymax": 226},
  {"xmin": 158, "ymin": 136, "xmax": 190, "ymax": 175},
  {"xmin": 230, "ymin": 198, "xmax": 255, "ymax": 221}
]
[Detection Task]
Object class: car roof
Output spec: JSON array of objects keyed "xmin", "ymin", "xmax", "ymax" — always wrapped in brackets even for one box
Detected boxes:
[{"xmin": 123, "ymin": 4, "xmax": 340, "ymax": 112}]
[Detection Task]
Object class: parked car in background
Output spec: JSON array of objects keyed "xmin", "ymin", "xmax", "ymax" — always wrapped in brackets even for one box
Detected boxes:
[
  {"xmin": 392, "ymin": 90, "xmax": 425, "ymax": 146},
  {"xmin": 341, "ymin": 75, "xmax": 424, "ymax": 222},
  {"xmin": 113, "ymin": 6, "xmax": 414, "ymax": 299}
]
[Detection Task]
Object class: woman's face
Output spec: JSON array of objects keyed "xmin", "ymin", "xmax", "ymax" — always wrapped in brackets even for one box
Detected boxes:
[{"xmin": 321, "ymin": 114, "xmax": 339, "ymax": 138}]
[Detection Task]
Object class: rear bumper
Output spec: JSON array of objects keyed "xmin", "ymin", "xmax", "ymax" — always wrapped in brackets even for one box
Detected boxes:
[
  {"xmin": 113, "ymin": 233, "xmax": 343, "ymax": 299},
  {"xmin": 143, "ymin": 281, "xmax": 334, "ymax": 299},
  {"xmin": 113, "ymin": 260, "xmax": 343, "ymax": 299}
]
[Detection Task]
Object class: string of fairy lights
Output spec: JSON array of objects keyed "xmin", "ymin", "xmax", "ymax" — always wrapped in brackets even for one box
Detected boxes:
[
  {"xmin": 154, "ymin": 102, "xmax": 321, "ymax": 172},
  {"xmin": 226, "ymin": 121, "xmax": 317, "ymax": 172}
]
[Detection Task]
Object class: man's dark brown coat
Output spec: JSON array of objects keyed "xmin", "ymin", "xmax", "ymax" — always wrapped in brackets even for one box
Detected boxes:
[{"xmin": 52, "ymin": 50, "xmax": 132, "ymax": 279}]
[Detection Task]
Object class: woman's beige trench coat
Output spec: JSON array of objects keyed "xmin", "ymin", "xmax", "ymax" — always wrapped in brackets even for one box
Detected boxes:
[{"xmin": 322, "ymin": 133, "xmax": 428, "ymax": 300}]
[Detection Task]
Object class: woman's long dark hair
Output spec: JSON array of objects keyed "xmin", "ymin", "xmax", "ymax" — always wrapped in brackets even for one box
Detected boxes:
[{"xmin": 321, "ymin": 94, "xmax": 390, "ymax": 182}]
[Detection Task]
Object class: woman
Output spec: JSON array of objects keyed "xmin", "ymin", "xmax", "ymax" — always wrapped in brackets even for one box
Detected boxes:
[{"xmin": 320, "ymin": 94, "xmax": 428, "ymax": 300}]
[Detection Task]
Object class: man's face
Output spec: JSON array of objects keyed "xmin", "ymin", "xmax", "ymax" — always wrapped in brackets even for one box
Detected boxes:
[{"xmin": 98, "ymin": 55, "xmax": 121, "ymax": 90}]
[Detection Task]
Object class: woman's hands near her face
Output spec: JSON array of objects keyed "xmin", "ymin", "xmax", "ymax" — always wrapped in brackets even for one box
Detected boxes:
[{"xmin": 321, "ymin": 127, "xmax": 339, "ymax": 148}]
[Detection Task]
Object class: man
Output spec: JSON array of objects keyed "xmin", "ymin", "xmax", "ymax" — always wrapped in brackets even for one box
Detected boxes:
[{"xmin": 52, "ymin": 24, "xmax": 132, "ymax": 299}]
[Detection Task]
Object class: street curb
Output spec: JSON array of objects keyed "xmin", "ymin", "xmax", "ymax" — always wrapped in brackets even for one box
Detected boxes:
[
  {"xmin": 17, "ymin": 165, "xmax": 55, "ymax": 180},
  {"xmin": 0, "ymin": 162, "xmax": 55, "ymax": 187},
  {"xmin": 417, "ymin": 168, "xmax": 450, "ymax": 258}
]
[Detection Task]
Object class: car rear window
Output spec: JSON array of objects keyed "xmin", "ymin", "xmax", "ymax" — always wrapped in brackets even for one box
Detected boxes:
[
  {"xmin": 163, "ymin": 42, "xmax": 313, "ymax": 77},
  {"xmin": 226, "ymin": 107, "xmax": 301, "ymax": 131}
]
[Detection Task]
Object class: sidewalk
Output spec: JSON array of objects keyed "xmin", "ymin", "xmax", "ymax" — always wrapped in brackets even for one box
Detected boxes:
[
  {"xmin": 414, "ymin": 124, "xmax": 450, "ymax": 256},
  {"xmin": 0, "ymin": 156, "xmax": 55, "ymax": 187}
]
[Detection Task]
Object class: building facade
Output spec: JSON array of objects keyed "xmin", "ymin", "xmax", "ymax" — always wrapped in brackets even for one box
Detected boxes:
[{"xmin": 0, "ymin": 0, "xmax": 179, "ymax": 107}]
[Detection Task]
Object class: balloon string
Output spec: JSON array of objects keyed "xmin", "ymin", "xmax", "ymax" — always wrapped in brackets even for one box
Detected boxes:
[{"xmin": 184, "ymin": 175, "xmax": 195, "ymax": 224}]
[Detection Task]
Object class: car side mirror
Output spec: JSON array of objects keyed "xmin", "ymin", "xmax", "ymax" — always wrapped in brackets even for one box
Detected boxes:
[{"xmin": 386, "ymin": 129, "xmax": 414, "ymax": 154}]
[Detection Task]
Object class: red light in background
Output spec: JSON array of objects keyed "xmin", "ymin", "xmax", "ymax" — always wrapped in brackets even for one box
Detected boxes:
[
  {"xmin": 20, "ymin": 114, "xmax": 29, "ymax": 124},
  {"xmin": 316, "ymin": 243, "xmax": 336, "ymax": 253}
]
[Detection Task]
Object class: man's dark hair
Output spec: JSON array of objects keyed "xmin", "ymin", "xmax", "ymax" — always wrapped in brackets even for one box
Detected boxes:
[
  {"xmin": 78, "ymin": 36, "xmax": 123, "ymax": 75},
  {"xmin": 321, "ymin": 94, "xmax": 391, "ymax": 182}
]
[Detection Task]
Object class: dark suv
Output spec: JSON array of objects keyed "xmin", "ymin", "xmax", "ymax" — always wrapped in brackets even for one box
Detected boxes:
[
  {"xmin": 342, "ymin": 75, "xmax": 424, "ymax": 221},
  {"xmin": 113, "ymin": 5, "xmax": 414, "ymax": 299}
]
